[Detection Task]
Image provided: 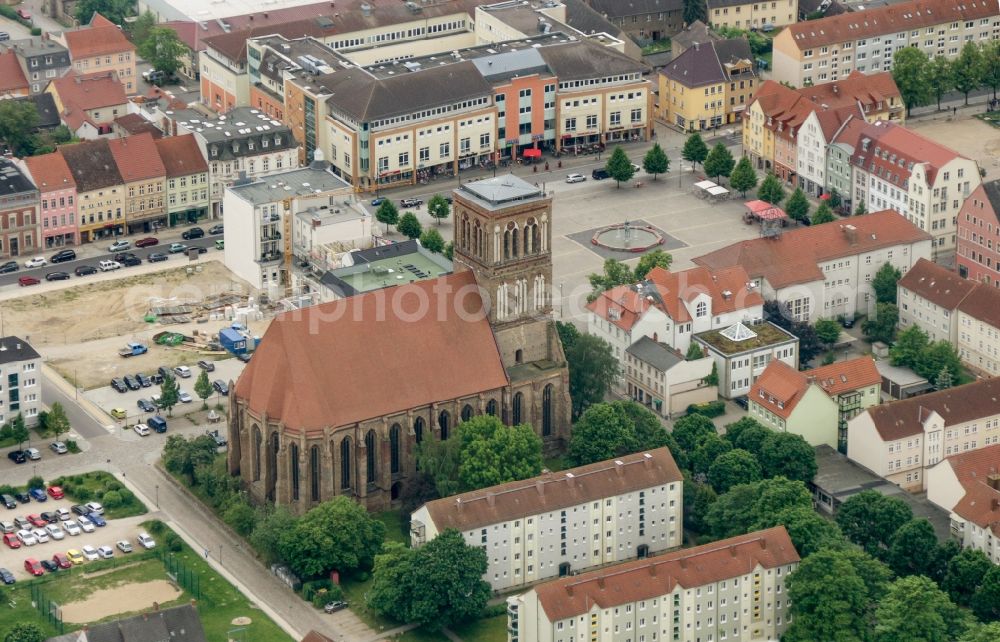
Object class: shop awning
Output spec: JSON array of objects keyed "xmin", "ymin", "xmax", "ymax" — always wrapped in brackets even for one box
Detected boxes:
[{"xmin": 523, "ymin": 148, "xmax": 542, "ymax": 158}]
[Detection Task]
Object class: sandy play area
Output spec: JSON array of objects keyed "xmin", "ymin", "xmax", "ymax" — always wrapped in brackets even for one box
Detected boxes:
[
  {"xmin": 909, "ymin": 117, "xmax": 1000, "ymax": 181},
  {"xmin": 59, "ymin": 579, "xmax": 183, "ymax": 624}
]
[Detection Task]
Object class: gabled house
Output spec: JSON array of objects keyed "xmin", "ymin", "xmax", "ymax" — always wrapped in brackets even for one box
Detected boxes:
[
  {"xmin": 748, "ymin": 359, "xmax": 840, "ymax": 447},
  {"xmin": 0, "ymin": 50, "xmax": 29, "ymax": 98},
  {"xmin": 56, "ymin": 13, "xmax": 137, "ymax": 93},
  {"xmin": 926, "ymin": 445, "xmax": 1000, "ymax": 564},
  {"xmin": 47, "ymin": 72, "xmax": 129, "ymax": 139},
  {"xmin": 957, "ymin": 179, "xmax": 1000, "ymax": 288},
  {"xmin": 624, "ymin": 336, "xmax": 717, "ymax": 417},
  {"xmin": 796, "ymin": 105, "xmax": 861, "ymax": 197}
]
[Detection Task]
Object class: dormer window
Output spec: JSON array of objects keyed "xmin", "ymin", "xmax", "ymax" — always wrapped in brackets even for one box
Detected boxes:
[
  {"xmin": 211, "ymin": 147, "xmax": 218, "ymax": 157},
  {"xmin": 262, "ymin": 139, "xmax": 268, "ymax": 148},
  {"xmin": 274, "ymin": 135, "xmax": 281, "ymax": 145},
  {"xmin": 248, "ymin": 141, "xmax": 254, "ymax": 151},
  {"xmin": 696, "ymin": 301, "xmax": 707, "ymax": 318}
]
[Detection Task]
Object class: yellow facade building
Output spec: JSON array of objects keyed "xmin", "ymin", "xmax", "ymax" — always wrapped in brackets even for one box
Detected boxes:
[{"xmin": 658, "ymin": 39, "xmax": 757, "ymax": 132}]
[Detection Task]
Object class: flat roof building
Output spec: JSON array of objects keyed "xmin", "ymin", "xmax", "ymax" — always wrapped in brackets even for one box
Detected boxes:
[{"xmin": 318, "ymin": 240, "xmax": 452, "ymax": 298}]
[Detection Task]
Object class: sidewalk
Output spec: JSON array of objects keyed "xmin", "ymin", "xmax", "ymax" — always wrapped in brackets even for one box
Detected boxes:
[{"xmin": 51, "ymin": 220, "xmax": 210, "ymax": 262}]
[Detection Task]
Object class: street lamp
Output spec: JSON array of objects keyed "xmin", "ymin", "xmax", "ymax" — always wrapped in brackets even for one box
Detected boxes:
[{"xmin": 155, "ymin": 484, "xmax": 159, "ymax": 508}]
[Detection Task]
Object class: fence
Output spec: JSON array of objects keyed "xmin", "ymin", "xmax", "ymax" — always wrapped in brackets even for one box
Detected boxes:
[
  {"xmin": 30, "ymin": 583, "xmax": 65, "ymax": 635},
  {"xmin": 161, "ymin": 550, "xmax": 205, "ymax": 603}
]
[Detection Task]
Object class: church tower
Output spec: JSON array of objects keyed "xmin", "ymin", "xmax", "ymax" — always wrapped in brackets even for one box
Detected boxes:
[{"xmin": 452, "ymin": 175, "xmax": 570, "ymax": 450}]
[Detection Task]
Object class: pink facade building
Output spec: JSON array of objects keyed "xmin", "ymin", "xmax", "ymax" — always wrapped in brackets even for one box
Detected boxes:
[
  {"xmin": 958, "ymin": 180, "xmax": 1000, "ymax": 288},
  {"xmin": 21, "ymin": 152, "xmax": 79, "ymax": 248}
]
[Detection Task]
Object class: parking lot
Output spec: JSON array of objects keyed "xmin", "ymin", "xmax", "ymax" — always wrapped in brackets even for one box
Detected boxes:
[
  {"xmin": 0, "ymin": 497, "xmax": 152, "ymax": 581},
  {"xmin": 83, "ymin": 357, "xmax": 245, "ymax": 425}
]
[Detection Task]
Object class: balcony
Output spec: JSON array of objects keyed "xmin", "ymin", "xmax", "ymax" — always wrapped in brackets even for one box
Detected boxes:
[{"xmin": 258, "ymin": 251, "xmax": 282, "ymax": 264}]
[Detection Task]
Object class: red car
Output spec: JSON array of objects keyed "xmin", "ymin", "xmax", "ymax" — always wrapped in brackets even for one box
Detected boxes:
[
  {"xmin": 17, "ymin": 276, "xmax": 39, "ymax": 287},
  {"xmin": 23, "ymin": 558, "xmax": 43, "ymax": 577},
  {"xmin": 52, "ymin": 552, "xmax": 71, "ymax": 569},
  {"xmin": 47, "ymin": 486, "xmax": 64, "ymax": 500},
  {"xmin": 26, "ymin": 514, "xmax": 45, "ymax": 528},
  {"xmin": 3, "ymin": 533, "xmax": 20, "ymax": 549},
  {"xmin": 16, "ymin": 7, "xmax": 31, "ymax": 19},
  {"xmin": 135, "ymin": 237, "xmax": 159, "ymax": 248}
]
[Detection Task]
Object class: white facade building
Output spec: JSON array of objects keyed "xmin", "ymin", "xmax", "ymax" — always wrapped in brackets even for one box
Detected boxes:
[
  {"xmin": 693, "ymin": 321, "xmax": 799, "ymax": 399},
  {"xmin": 410, "ymin": 448, "xmax": 684, "ymax": 592},
  {"xmin": 0, "ymin": 337, "xmax": 41, "ymax": 427},
  {"xmin": 927, "ymin": 445, "xmax": 1000, "ymax": 564}
]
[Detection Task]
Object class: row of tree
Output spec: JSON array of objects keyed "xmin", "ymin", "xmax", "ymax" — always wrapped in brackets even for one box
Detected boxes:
[
  {"xmin": 893, "ymin": 40, "xmax": 1000, "ymax": 114},
  {"xmin": 375, "ymin": 194, "xmax": 449, "ymax": 253}
]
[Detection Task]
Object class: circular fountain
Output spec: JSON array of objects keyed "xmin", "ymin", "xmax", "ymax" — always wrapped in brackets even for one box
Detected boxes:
[{"xmin": 591, "ymin": 220, "xmax": 665, "ymax": 253}]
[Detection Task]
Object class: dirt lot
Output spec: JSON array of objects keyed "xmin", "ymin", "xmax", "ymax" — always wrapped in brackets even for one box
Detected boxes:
[
  {"xmin": 60, "ymin": 579, "xmax": 182, "ymax": 623},
  {"xmin": 0, "ymin": 261, "xmax": 270, "ymax": 390},
  {"xmin": 909, "ymin": 117, "xmax": 1000, "ymax": 180}
]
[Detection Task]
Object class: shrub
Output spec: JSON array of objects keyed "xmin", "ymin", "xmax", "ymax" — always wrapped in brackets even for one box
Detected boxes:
[
  {"xmin": 687, "ymin": 400, "xmax": 726, "ymax": 418},
  {"xmin": 71, "ymin": 486, "xmax": 92, "ymax": 502},
  {"xmin": 72, "ymin": 474, "xmax": 85, "ymax": 484},
  {"xmin": 222, "ymin": 500, "xmax": 256, "ymax": 536},
  {"xmin": 164, "ymin": 531, "xmax": 183, "ymax": 552},
  {"xmin": 146, "ymin": 519, "xmax": 167, "ymax": 535},
  {"xmin": 311, "ymin": 590, "xmax": 330, "ymax": 609},
  {"xmin": 30, "ymin": 27, "xmax": 41, "ymax": 36},
  {"xmin": 102, "ymin": 490, "xmax": 122, "ymax": 509},
  {"xmin": 481, "ymin": 603, "xmax": 508, "ymax": 618},
  {"xmin": 0, "ymin": 485, "xmax": 15, "ymax": 497},
  {"xmin": 353, "ymin": 570, "xmax": 370, "ymax": 583},
  {"xmin": 27, "ymin": 476, "xmax": 44, "ymax": 490},
  {"xmin": 67, "ymin": 441, "xmax": 80, "ymax": 453},
  {"xmin": 303, "ymin": 579, "xmax": 333, "ymax": 603},
  {"xmin": 326, "ymin": 583, "xmax": 344, "ymax": 601},
  {"xmin": 59, "ymin": 481, "xmax": 75, "ymax": 495},
  {"xmin": 118, "ymin": 488, "xmax": 135, "ymax": 504}
]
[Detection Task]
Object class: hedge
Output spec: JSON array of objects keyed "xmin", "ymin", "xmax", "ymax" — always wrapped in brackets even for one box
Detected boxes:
[{"xmin": 686, "ymin": 400, "xmax": 726, "ymax": 418}]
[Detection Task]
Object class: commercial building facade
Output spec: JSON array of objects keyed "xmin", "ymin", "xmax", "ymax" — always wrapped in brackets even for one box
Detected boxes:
[
  {"xmin": 624, "ymin": 337, "xmax": 717, "ymax": 418},
  {"xmin": 957, "ymin": 179, "xmax": 1000, "ymax": 286},
  {"xmin": 411, "ymin": 448, "xmax": 683, "ymax": 592},
  {"xmin": 108, "ymin": 133, "xmax": 167, "ymax": 234},
  {"xmin": 154, "ymin": 134, "xmax": 210, "ymax": 227},
  {"xmin": 0, "ymin": 161, "xmax": 40, "ymax": 259},
  {"xmin": 708, "ymin": 0, "xmax": 797, "ymax": 30},
  {"xmin": 19, "ymin": 152, "xmax": 79, "ymax": 248},
  {"xmin": 59, "ymin": 139, "xmax": 126, "ymax": 242}
]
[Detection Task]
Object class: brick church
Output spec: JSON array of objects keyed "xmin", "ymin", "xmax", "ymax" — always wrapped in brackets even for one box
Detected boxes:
[{"xmin": 227, "ymin": 175, "xmax": 572, "ymax": 512}]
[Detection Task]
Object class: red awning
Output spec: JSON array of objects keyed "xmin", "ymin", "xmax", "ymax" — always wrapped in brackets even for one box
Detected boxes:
[
  {"xmin": 820, "ymin": 193, "xmax": 832, "ymax": 200},
  {"xmin": 523, "ymin": 148, "xmax": 542, "ymax": 158}
]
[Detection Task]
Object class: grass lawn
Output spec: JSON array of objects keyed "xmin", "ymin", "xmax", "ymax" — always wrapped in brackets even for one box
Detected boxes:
[
  {"xmin": 48, "ymin": 471, "xmax": 148, "ymax": 519},
  {"xmin": 398, "ymin": 629, "xmax": 449, "ymax": 642},
  {"xmin": 341, "ymin": 574, "xmax": 398, "ymax": 632},
  {"xmin": 451, "ymin": 614, "xmax": 508, "ymax": 642},
  {"xmin": 977, "ymin": 112, "xmax": 1000, "ymax": 128},
  {"xmin": 543, "ymin": 455, "xmax": 568, "ymax": 472},
  {"xmin": 641, "ymin": 38, "xmax": 671, "ymax": 55},
  {"xmin": 375, "ymin": 510, "xmax": 409, "ymax": 546}
]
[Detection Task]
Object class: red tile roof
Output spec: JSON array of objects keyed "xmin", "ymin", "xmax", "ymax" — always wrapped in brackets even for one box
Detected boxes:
[
  {"xmin": 940, "ymin": 445, "xmax": 1000, "ymax": 537},
  {"xmin": 114, "ymin": 113, "xmax": 163, "ymax": 139},
  {"xmin": 62, "ymin": 12, "xmax": 135, "ymax": 59},
  {"xmin": 107, "ymin": 133, "xmax": 166, "ymax": 183},
  {"xmin": 22, "ymin": 152, "xmax": 75, "ymax": 193},
  {"xmin": 423, "ymin": 448, "xmax": 682, "ymax": 532},
  {"xmin": 233, "ymin": 271, "xmax": 510, "ymax": 433},
  {"xmin": 50, "ymin": 71, "xmax": 127, "ymax": 112},
  {"xmin": 749, "ymin": 360, "xmax": 809, "ymax": 420},
  {"xmin": 153, "ymin": 134, "xmax": 207, "ymax": 178},
  {"xmin": 807, "ymin": 356, "xmax": 881, "ymax": 396},
  {"xmin": 693, "ymin": 210, "xmax": 933, "ymax": 289},
  {"xmin": 534, "ymin": 527, "xmax": 800, "ymax": 622},
  {"xmin": 899, "ymin": 258, "xmax": 978, "ymax": 311},
  {"xmin": 586, "ymin": 283, "xmax": 657, "ymax": 332},
  {"xmin": 866, "ymin": 378, "xmax": 1000, "ymax": 442},
  {"xmin": 797, "ymin": 71, "xmax": 902, "ymax": 113},
  {"xmin": 956, "ymin": 279, "xmax": 1000, "ymax": 329},
  {"xmin": 852, "ymin": 119, "xmax": 965, "ymax": 185},
  {"xmin": 0, "ymin": 51, "xmax": 29, "ymax": 95},
  {"xmin": 749, "ymin": 80, "xmax": 816, "ymax": 143},
  {"xmin": 202, "ymin": 17, "xmax": 341, "ymax": 62},
  {"xmin": 783, "ymin": 0, "xmax": 998, "ymax": 50},
  {"xmin": 830, "ymin": 113, "xmax": 867, "ymax": 149}
]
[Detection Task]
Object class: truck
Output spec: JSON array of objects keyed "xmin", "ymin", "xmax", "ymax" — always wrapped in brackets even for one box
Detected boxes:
[{"xmin": 118, "ymin": 342, "xmax": 148, "ymax": 358}]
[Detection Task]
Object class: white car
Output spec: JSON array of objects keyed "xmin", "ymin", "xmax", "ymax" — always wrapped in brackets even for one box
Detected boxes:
[
  {"xmin": 81, "ymin": 544, "xmax": 100, "ymax": 561},
  {"xmin": 565, "ymin": 173, "xmax": 586, "ymax": 183},
  {"xmin": 173, "ymin": 366, "xmax": 191, "ymax": 379},
  {"xmin": 63, "ymin": 520, "xmax": 81, "ymax": 536},
  {"xmin": 178, "ymin": 390, "xmax": 192, "ymax": 403},
  {"xmin": 631, "ymin": 163, "xmax": 642, "ymax": 173},
  {"xmin": 44, "ymin": 524, "xmax": 65, "ymax": 540},
  {"xmin": 31, "ymin": 528, "xmax": 49, "ymax": 544},
  {"xmin": 24, "ymin": 257, "xmax": 46, "ymax": 268},
  {"xmin": 107, "ymin": 240, "xmax": 130, "ymax": 252},
  {"xmin": 85, "ymin": 502, "xmax": 104, "ymax": 515},
  {"xmin": 24, "ymin": 448, "xmax": 40, "ymax": 460},
  {"xmin": 56, "ymin": 507, "xmax": 70, "ymax": 521},
  {"xmin": 98, "ymin": 260, "xmax": 121, "ymax": 272},
  {"xmin": 136, "ymin": 532, "xmax": 156, "ymax": 549},
  {"xmin": 96, "ymin": 545, "xmax": 114, "ymax": 559},
  {"xmin": 77, "ymin": 516, "xmax": 95, "ymax": 533},
  {"xmin": 116, "ymin": 540, "xmax": 133, "ymax": 553},
  {"xmin": 134, "ymin": 423, "xmax": 150, "ymax": 437},
  {"xmin": 16, "ymin": 530, "xmax": 37, "ymax": 546}
]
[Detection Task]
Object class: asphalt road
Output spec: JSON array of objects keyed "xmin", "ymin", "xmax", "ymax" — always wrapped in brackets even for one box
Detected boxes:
[{"xmin": 41, "ymin": 370, "xmax": 109, "ymax": 440}]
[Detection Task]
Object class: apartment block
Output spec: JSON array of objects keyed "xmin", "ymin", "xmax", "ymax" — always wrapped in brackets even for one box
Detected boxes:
[
  {"xmin": 0, "ymin": 160, "xmax": 40, "ymax": 260},
  {"xmin": 847, "ymin": 378, "xmax": 1000, "ymax": 491},
  {"xmin": 411, "ymin": 448, "xmax": 683, "ymax": 592},
  {"xmin": 772, "ymin": 0, "xmax": 1000, "ymax": 87},
  {"xmin": 0, "ymin": 36, "xmax": 72, "ymax": 95},
  {"xmin": 957, "ymin": 179, "xmax": 1000, "ymax": 287},
  {"xmin": 56, "ymin": 13, "xmax": 137, "ymax": 93},
  {"xmin": 58, "ymin": 139, "xmax": 125, "ymax": 242},
  {"xmin": 926, "ymin": 445, "xmax": 1000, "ymax": 564},
  {"xmin": 708, "ymin": 0, "xmax": 797, "ymax": 31},
  {"xmin": 585, "ymin": 0, "xmax": 684, "ymax": 42},
  {"xmin": 154, "ymin": 134, "xmax": 210, "ymax": 227},
  {"xmin": 0, "ymin": 337, "xmax": 42, "ymax": 427},
  {"xmin": 108, "ymin": 133, "xmax": 167, "ymax": 234},
  {"xmin": 19, "ymin": 152, "xmax": 79, "ymax": 248},
  {"xmin": 694, "ymin": 210, "xmax": 932, "ymax": 322},
  {"xmin": 624, "ymin": 337, "xmax": 717, "ymax": 418},
  {"xmin": 956, "ymin": 284, "xmax": 1000, "ymax": 378},
  {"xmin": 507, "ymin": 526, "xmax": 800, "ymax": 642},
  {"xmin": 897, "ymin": 257, "xmax": 975, "ymax": 343}
]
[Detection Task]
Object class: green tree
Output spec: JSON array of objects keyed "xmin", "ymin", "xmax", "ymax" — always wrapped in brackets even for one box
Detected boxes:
[
  {"xmin": 690, "ymin": 433, "xmax": 732, "ymax": 476},
  {"xmin": 369, "ymin": 530, "xmax": 490, "ymax": 631},
  {"xmin": 758, "ymin": 506, "xmax": 845, "ymax": 558},
  {"xmin": 223, "ymin": 501, "xmax": 257, "ymax": 536},
  {"xmin": 3, "ymin": 623, "xmax": 45, "ymax": 642},
  {"xmin": 555, "ymin": 320, "xmax": 580, "ymax": 350},
  {"xmin": 194, "ymin": 370, "xmax": 213, "ymax": 409},
  {"xmin": 0, "ymin": 100, "xmax": 39, "ymax": 158},
  {"xmin": 158, "ymin": 372, "xmax": 180, "ymax": 416},
  {"xmin": 814, "ymin": 318, "xmax": 842, "ymax": 345},
  {"xmin": 872, "ymin": 262, "xmax": 903, "ymax": 304},
  {"xmin": 836, "ymin": 490, "xmax": 913, "ymax": 557},
  {"xmin": 943, "ymin": 547, "xmax": 993, "ymax": 607},
  {"xmin": 971, "ymin": 565, "xmax": 1000, "ymax": 622},
  {"xmin": 426, "ymin": 193, "xmax": 450, "ymax": 226},
  {"xmin": 642, "ymin": 142, "xmax": 669, "ymax": 179},
  {"xmin": 419, "ymin": 228, "xmax": 444, "ymax": 253},
  {"xmin": 671, "ymin": 413, "xmax": 717, "ymax": 453},
  {"xmin": 162, "ymin": 434, "xmax": 218, "ymax": 485},
  {"xmin": 685, "ymin": 343, "xmax": 705, "ymax": 360},
  {"xmin": 828, "ymin": 189, "xmax": 843, "ymax": 210},
  {"xmin": 454, "ymin": 415, "xmax": 542, "ymax": 491},
  {"xmin": 703, "ymin": 143, "xmax": 735, "ymax": 182},
  {"xmin": 703, "ymin": 361, "xmax": 718, "ymax": 386},
  {"xmin": 415, "ymin": 435, "xmax": 463, "ymax": 498},
  {"xmin": 9, "ymin": 415, "xmax": 27, "ymax": 450},
  {"xmin": 567, "ymin": 401, "xmax": 673, "ymax": 466},
  {"xmin": 74, "ymin": 1, "xmax": 132, "ymax": 27},
  {"xmin": 874, "ymin": 575, "xmax": 970, "ymax": 642},
  {"xmin": 45, "ymin": 402, "xmax": 70, "ymax": 440},
  {"xmin": 634, "ymin": 249, "xmax": 673, "ymax": 280},
  {"xmin": 279, "ymin": 496, "xmax": 385, "ymax": 579},
  {"xmin": 914, "ymin": 340, "xmax": 962, "ymax": 382},
  {"xmin": 724, "ymin": 417, "xmax": 771, "ymax": 458},
  {"xmin": 707, "ymin": 448, "xmax": 761, "ymax": 493},
  {"xmin": 811, "ymin": 202, "xmax": 836, "ymax": 225},
  {"xmin": 375, "ymin": 199, "xmax": 399, "ymax": 232},
  {"xmin": 138, "ymin": 27, "xmax": 186, "ymax": 76},
  {"xmin": 397, "ymin": 212, "xmax": 422, "ymax": 240},
  {"xmin": 681, "ymin": 132, "xmax": 708, "ymax": 171},
  {"xmin": 863, "ymin": 302, "xmax": 899, "ymax": 344},
  {"xmin": 961, "ymin": 623, "xmax": 1000, "ymax": 642},
  {"xmin": 854, "ymin": 198, "xmax": 868, "ymax": 215},
  {"xmin": 980, "ymin": 40, "xmax": 1000, "ymax": 100},
  {"xmin": 587, "ymin": 258, "xmax": 634, "ymax": 302},
  {"xmin": 565, "ymin": 334, "xmax": 620, "ymax": 420},
  {"xmin": 927, "ymin": 55, "xmax": 956, "ymax": 110},
  {"xmin": 706, "ymin": 477, "xmax": 812, "ymax": 539},
  {"xmin": 683, "ymin": 0, "xmax": 708, "ymax": 25},
  {"xmin": 892, "ymin": 47, "xmax": 932, "ymax": 115},
  {"xmin": 759, "ymin": 432, "xmax": 817, "ymax": 483},
  {"xmin": 887, "ymin": 518, "xmax": 940, "ymax": 577},
  {"xmin": 729, "ymin": 156, "xmax": 758, "ymax": 196},
  {"xmin": 443, "ymin": 241, "xmax": 454, "ymax": 260},
  {"xmin": 890, "ymin": 324, "xmax": 930, "ymax": 369},
  {"xmin": 935, "ymin": 367, "xmax": 954, "ymax": 391},
  {"xmin": 605, "ymin": 146, "xmax": 636, "ymax": 187},
  {"xmin": 129, "ymin": 10, "xmax": 156, "ymax": 44},
  {"xmin": 785, "ymin": 187, "xmax": 810, "ymax": 222},
  {"xmin": 757, "ymin": 173, "xmax": 785, "ymax": 205},
  {"xmin": 683, "ymin": 478, "xmax": 716, "ymax": 533},
  {"xmin": 952, "ymin": 41, "xmax": 985, "ymax": 105}
]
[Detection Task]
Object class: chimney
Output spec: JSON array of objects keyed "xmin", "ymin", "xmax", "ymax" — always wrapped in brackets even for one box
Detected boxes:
[
  {"xmin": 486, "ymin": 492, "xmax": 495, "ymax": 507},
  {"xmin": 566, "ymin": 585, "xmax": 574, "ymax": 597},
  {"xmin": 648, "ymin": 563, "xmax": 657, "ymax": 577},
  {"xmin": 992, "ymin": 498, "xmax": 999, "ymax": 511},
  {"xmin": 614, "ymin": 460, "xmax": 625, "ymax": 477},
  {"xmin": 643, "ymin": 452, "xmax": 653, "ymax": 469},
  {"xmin": 456, "ymin": 497, "xmax": 463, "ymax": 512},
  {"xmin": 759, "ymin": 538, "xmax": 767, "ymax": 550},
  {"xmin": 597, "ymin": 577, "xmax": 605, "ymax": 589},
  {"xmin": 565, "ymin": 472, "xmax": 575, "ymax": 488},
  {"xmin": 987, "ymin": 474, "xmax": 1000, "ymax": 491},
  {"xmin": 536, "ymin": 480, "xmax": 545, "ymax": 496}
]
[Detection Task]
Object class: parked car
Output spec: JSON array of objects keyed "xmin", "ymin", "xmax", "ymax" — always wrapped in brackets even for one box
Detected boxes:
[
  {"xmin": 209, "ymin": 224, "xmax": 224, "ymax": 235},
  {"xmin": 110, "ymin": 408, "xmax": 127, "ymax": 420},
  {"xmin": 17, "ymin": 276, "xmax": 40, "ymax": 287},
  {"xmin": 110, "ymin": 378, "xmax": 127, "ymax": 393},
  {"xmin": 107, "ymin": 240, "xmax": 130, "ymax": 252},
  {"xmin": 116, "ymin": 540, "xmax": 133, "ymax": 553},
  {"xmin": 7, "ymin": 451, "xmax": 26, "ymax": 464},
  {"xmin": 137, "ymin": 399, "xmax": 155, "ymax": 413},
  {"xmin": 120, "ymin": 255, "xmax": 142, "ymax": 267},
  {"xmin": 0, "ymin": 522, "xmax": 14, "ymax": 534},
  {"xmin": 24, "ymin": 558, "xmax": 44, "ymax": 576},
  {"xmin": 81, "ymin": 545, "xmax": 99, "ymax": 561},
  {"xmin": 16, "ymin": 530, "xmax": 37, "ymax": 547},
  {"xmin": 113, "ymin": 252, "xmax": 135, "ymax": 263},
  {"xmin": 52, "ymin": 552, "xmax": 71, "ymax": 569},
  {"xmin": 40, "ymin": 559, "xmax": 59, "ymax": 573},
  {"xmin": 148, "ymin": 416, "xmax": 167, "ymax": 433},
  {"xmin": 49, "ymin": 441, "xmax": 68, "ymax": 455},
  {"xmin": 66, "ymin": 549, "xmax": 84, "ymax": 564},
  {"xmin": 147, "ymin": 252, "xmax": 169, "ymax": 263},
  {"xmin": 3, "ymin": 534, "xmax": 20, "ymax": 549},
  {"xmin": 27, "ymin": 488, "xmax": 46, "ymax": 502},
  {"xmin": 197, "ymin": 360, "xmax": 215, "ymax": 372},
  {"xmin": 45, "ymin": 271, "xmax": 70, "ymax": 281},
  {"xmin": 0, "ymin": 261, "xmax": 18, "ymax": 273},
  {"xmin": 77, "ymin": 516, "xmax": 95, "ymax": 533},
  {"xmin": 88, "ymin": 513, "xmax": 107, "ymax": 527},
  {"xmin": 40, "ymin": 512, "xmax": 58, "ymax": 524},
  {"xmin": 168, "ymin": 243, "xmax": 188, "ymax": 254},
  {"xmin": 27, "ymin": 515, "xmax": 46, "ymax": 527},
  {"xmin": 70, "ymin": 505, "xmax": 88, "ymax": 517},
  {"xmin": 31, "ymin": 528, "xmax": 49, "ymax": 543},
  {"xmin": 24, "ymin": 448, "xmax": 39, "ymax": 461},
  {"xmin": 0, "ymin": 568, "xmax": 15, "ymax": 584},
  {"xmin": 0, "ymin": 495, "xmax": 15, "ymax": 509},
  {"xmin": 324, "ymin": 601, "xmax": 349, "ymax": 614},
  {"xmin": 96, "ymin": 545, "xmax": 114, "ymax": 559},
  {"xmin": 733, "ymin": 395, "xmax": 750, "ymax": 410},
  {"xmin": 133, "ymin": 423, "xmax": 150, "ymax": 437},
  {"xmin": 13, "ymin": 492, "xmax": 29, "ymax": 504},
  {"xmin": 24, "ymin": 257, "xmax": 46, "ymax": 268},
  {"xmin": 136, "ymin": 532, "xmax": 156, "ymax": 549},
  {"xmin": 592, "ymin": 168, "xmax": 610, "ymax": 180},
  {"xmin": 85, "ymin": 502, "xmax": 104, "ymax": 516},
  {"xmin": 55, "ymin": 508, "xmax": 70, "ymax": 521},
  {"xmin": 123, "ymin": 375, "xmax": 140, "ymax": 391},
  {"xmin": 178, "ymin": 390, "xmax": 192, "ymax": 403},
  {"xmin": 47, "ymin": 486, "xmax": 64, "ymax": 500},
  {"xmin": 44, "ymin": 524, "xmax": 64, "ymax": 540},
  {"xmin": 206, "ymin": 429, "xmax": 227, "ymax": 448},
  {"xmin": 74, "ymin": 264, "xmax": 97, "ymax": 276},
  {"xmin": 174, "ymin": 366, "xmax": 191, "ymax": 378},
  {"xmin": 213, "ymin": 380, "xmax": 229, "ymax": 396},
  {"xmin": 370, "ymin": 197, "xmax": 385, "ymax": 206},
  {"xmin": 50, "ymin": 249, "xmax": 76, "ymax": 263},
  {"xmin": 135, "ymin": 237, "xmax": 159, "ymax": 248},
  {"xmin": 399, "ymin": 198, "xmax": 423, "ymax": 208},
  {"xmin": 135, "ymin": 373, "xmax": 152, "ymax": 388},
  {"xmin": 63, "ymin": 520, "xmax": 81, "ymax": 536},
  {"xmin": 565, "ymin": 173, "xmax": 586, "ymax": 183},
  {"xmin": 98, "ymin": 260, "xmax": 121, "ymax": 272},
  {"xmin": 182, "ymin": 227, "xmax": 204, "ymax": 240},
  {"xmin": 0, "ymin": 33, "xmax": 8, "ymax": 43},
  {"xmin": 13, "ymin": 517, "xmax": 30, "ymax": 530},
  {"xmin": 157, "ymin": 366, "xmax": 172, "ymax": 380}
]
